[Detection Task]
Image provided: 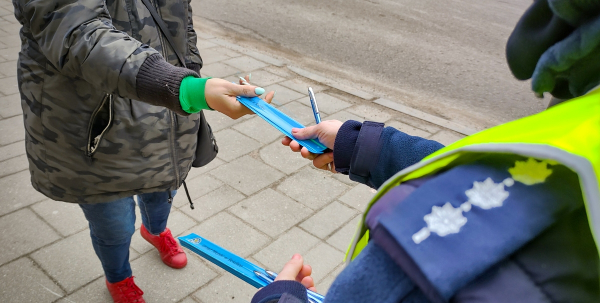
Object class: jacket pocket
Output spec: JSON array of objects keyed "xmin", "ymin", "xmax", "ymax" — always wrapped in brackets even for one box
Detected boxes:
[{"xmin": 86, "ymin": 94, "xmax": 114, "ymax": 157}]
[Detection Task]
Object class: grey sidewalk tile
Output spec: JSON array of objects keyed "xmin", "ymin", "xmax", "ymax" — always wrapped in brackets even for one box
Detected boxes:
[
  {"xmin": 264, "ymin": 83, "xmax": 305, "ymax": 105},
  {"xmin": 347, "ymin": 104, "xmax": 394, "ymax": 123},
  {"xmin": 338, "ymin": 183, "xmax": 376, "ymax": 211},
  {"xmin": 131, "ymin": 253, "xmax": 217, "ymax": 303},
  {"xmin": 55, "ymin": 277, "xmax": 113, "ymax": 303},
  {"xmin": 185, "ymin": 158, "xmax": 225, "ymax": 181},
  {"xmin": 296, "ymin": 92, "xmax": 352, "ymax": 115},
  {"xmin": 276, "ymin": 101, "xmax": 316, "ymax": 126},
  {"xmin": 210, "ymin": 155, "xmax": 284, "ymax": 196},
  {"xmin": 253, "ymin": 227, "xmax": 320, "ymax": 271},
  {"xmin": 287, "ymin": 66, "xmax": 375, "ymax": 100},
  {"xmin": 180, "ymin": 297, "xmax": 199, "ymax": 303},
  {"xmin": 245, "ymin": 70, "xmax": 286, "ymax": 87},
  {"xmin": 213, "ymin": 129, "xmax": 262, "ymax": 162},
  {"xmin": 303, "ymin": 242, "xmax": 344, "ymax": 283},
  {"xmin": 317, "ymin": 264, "xmax": 345, "ymax": 295},
  {"xmin": 300, "ymin": 201, "xmax": 357, "ymax": 239},
  {"xmin": 0, "ymin": 140, "xmax": 24, "ymax": 162},
  {"xmin": 31, "ymin": 199, "xmax": 88, "ymax": 237},
  {"xmin": 428, "ymin": 129, "xmax": 466, "ymax": 145},
  {"xmin": 326, "ymin": 215, "xmax": 361, "ymax": 253},
  {"xmin": 179, "ymin": 185, "xmax": 245, "ymax": 222},
  {"xmin": 0, "ymin": 114, "xmax": 24, "ymax": 145},
  {"xmin": 193, "ymin": 274, "xmax": 257, "ymax": 303},
  {"xmin": 197, "ymin": 39, "xmax": 218, "ymax": 50},
  {"xmin": 0, "ymin": 45, "xmax": 18, "ymax": 62},
  {"xmin": 223, "ymin": 55, "xmax": 269, "ymax": 72},
  {"xmin": 264, "ymin": 66, "xmax": 297, "ymax": 79},
  {"xmin": 322, "ymin": 110, "xmax": 363, "ymax": 124},
  {"xmin": 183, "ymin": 212, "xmax": 270, "ymax": 258},
  {"xmin": 332, "ymin": 173, "xmax": 357, "ymax": 186},
  {"xmin": 229, "ymin": 188, "xmax": 312, "ymax": 238},
  {"xmin": 0, "ymin": 6, "xmax": 11, "ymax": 16},
  {"xmin": 259, "ymin": 140, "xmax": 309, "ymax": 175},
  {"xmin": 0, "ymin": 60, "xmax": 17, "ymax": 76},
  {"xmin": 203, "ymin": 109, "xmax": 244, "ymax": 132},
  {"xmin": 202, "ymin": 62, "xmax": 241, "ymax": 78},
  {"xmin": 0, "ymin": 170, "xmax": 47, "ymax": 216},
  {"xmin": 277, "ymin": 167, "xmax": 350, "ymax": 210},
  {"xmin": 0, "ymin": 153, "xmax": 27, "ymax": 177},
  {"xmin": 130, "ymin": 209, "xmax": 197, "ymax": 254},
  {"xmin": 0, "ymin": 92, "xmax": 21, "ymax": 118},
  {"xmin": 173, "ymin": 174, "xmax": 223, "ymax": 208},
  {"xmin": 0, "ymin": 208, "xmax": 61, "ymax": 266},
  {"xmin": 0, "ymin": 75, "xmax": 17, "ymax": 95},
  {"xmin": 279, "ymin": 78, "xmax": 327, "ymax": 94},
  {"xmin": 199, "ymin": 47, "xmax": 236, "ymax": 65},
  {"xmin": 396, "ymin": 112, "xmax": 443, "ymax": 134},
  {"xmin": 233, "ymin": 116, "xmax": 283, "ymax": 144},
  {"xmin": 0, "ymin": 257, "xmax": 65, "ymax": 303},
  {"xmin": 31, "ymin": 230, "xmax": 102, "ymax": 292},
  {"xmin": 210, "ymin": 38, "xmax": 285, "ymax": 67},
  {"xmin": 386, "ymin": 120, "xmax": 432, "ymax": 138}
]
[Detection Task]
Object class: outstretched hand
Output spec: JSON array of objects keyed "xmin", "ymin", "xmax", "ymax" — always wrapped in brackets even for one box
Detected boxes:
[
  {"xmin": 275, "ymin": 254, "xmax": 317, "ymax": 292},
  {"xmin": 282, "ymin": 120, "xmax": 342, "ymax": 172},
  {"xmin": 204, "ymin": 76, "xmax": 274, "ymax": 119}
]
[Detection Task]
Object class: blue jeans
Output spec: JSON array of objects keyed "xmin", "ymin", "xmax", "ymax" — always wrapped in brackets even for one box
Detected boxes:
[{"xmin": 79, "ymin": 191, "xmax": 176, "ymax": 283}]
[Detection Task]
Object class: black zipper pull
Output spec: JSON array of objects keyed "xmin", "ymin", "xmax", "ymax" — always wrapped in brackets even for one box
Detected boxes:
[
  {"xmin": 183, "ymin": 181, "xmax": 194, "ymax": 210},
  {"xmin": 168, "ymin": 190, "xmax": 173, "ymax": 204}
]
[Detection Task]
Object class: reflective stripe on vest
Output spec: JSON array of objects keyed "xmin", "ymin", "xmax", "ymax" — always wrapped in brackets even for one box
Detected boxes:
[{"xmin": 345, "ymin": 89, "xmax": 600, "ymax": 263}]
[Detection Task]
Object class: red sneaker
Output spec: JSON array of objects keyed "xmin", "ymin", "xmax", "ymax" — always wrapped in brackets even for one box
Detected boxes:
[
  {"xmin": 140, "ymin": 225, "xmax": 187, "ymax": 269},
  {"xmin": 105, "ymin": 276, "xmax": 145, "ymax": 303}
]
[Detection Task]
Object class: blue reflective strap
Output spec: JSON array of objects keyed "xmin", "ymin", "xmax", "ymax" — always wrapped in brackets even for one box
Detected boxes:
[{"xmin": 349, "ymin": 121, "xmax": 385, "ymax": 184}]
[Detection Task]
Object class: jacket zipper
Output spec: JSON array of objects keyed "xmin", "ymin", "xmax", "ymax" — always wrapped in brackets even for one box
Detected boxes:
[{"xmin": 86, "ymin": 94, "xmax": 113, "ymax": 157}]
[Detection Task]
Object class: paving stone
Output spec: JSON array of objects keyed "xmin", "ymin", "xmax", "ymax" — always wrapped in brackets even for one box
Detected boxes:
[
  {"xmin": 131, "ymin": 252, "xmax": 217, "ymax": 303},
  {"xmin": 322, "ymin": 110, "xmax": 363, "ymax": 124},
  {"xmin": 259, "ymin": 140, "xmax": 310, "ymax": 175},
  {"xmin": 279, "ymin": 78, "xmax": 327, "ymax": 94},
  {"xmin": 223, "ymin": 55, "xmax": 269, "ymax": 72},
  {"xmin": 316, "ymin": 263, "xmax": 345, "ymax": 295},
  {"xmin": 31, "ymin": 230, "xmax": 102, "ymax": 292},
  {"xmin": 296, "ymin": 92, "xmax": 352, "ymax": 115},
  {"xmin": 229, "ymin": 188, "xmax": 312, "ymax": 237},
  {"xmin": 331, "ymin": 173, "xmax": 356, "ymax": 185},
  {"xmin": 198, "ymin": 39, "xmax": 218, "ymax": 50},
  {"xmin": 0, "ymin": 76, "xmax": 18, "ymax": 97},
  {"xmin": 0, "ymin": 60, "xmax": 16, "ymax": 76},
  {"xmin": 338, "ymin": 183, "xmax": 376, "ymax": 211},
  {"xmin": 201, "ymin": 62, "xmax": 241, "ymax": 78},
  {"xmin": 183, "ymin": 212, "xmax": 270, "ymax": 258},
  {"xmin": 233, "ymin": 115, "xmax": 283, "ymax": 144},
  {"xmin": 0, "ymin": 257, "xmax": 65, "ymax": 303},
  {"xmin": 0, "ymin": 153, "xmax": 27, "ymax": 177},
  {"xmin": 347, "ymin": 104, "xmax": 393, "ymax": 122},
  {"xmin": 0, "ymin": 170, "xmax": 47, "ymax": 216},
  {"xmin": 210, "ymin": 155, "xmax": 284, "ymax": 195},
  {"xmin": 241, "ymin": 69, "xmax": 286, "ymax": 87},
  {"xmin": 0, "ymin": 208, "xmax": 60, "ymax": 266},
  {"xmin": 300, "ymin": 201, "xmax": 357, "ymax": 239},
  {"xmin": 213, "ymin": 129, "xmax": 262, "ymax": 162},
  {"xmin": 253, "ymin": 227, "xmax": 320, "ymax": 271},
  {"xmin": 31, "ymin": 199, "xmax": 88, "ymax": 237},
  {"xmin": 173, "ymin": 174, "xmax": 224, "ymax": 208},
  {"xmin": 277, "ymin": 167, "xmax": 349, "ymax": 210},
  {"xmin": 193, "ymin": 274, "xmax": 256, "ymax": 303},
  {"xmin": 203, "ymin": 109, "xmax": 244, "ymax": 132},
  {"xmin": 0, "ymin": 92, "xmax": 21, "ymax": 118},
  {"xmin": 386, "ymin": 120, "xmax": 432, "ymax": 138},
  {"xmin": 264, "ymin": 83, "xmax": 305, "ymax": 106},
  {"xmin": 55, "ymin": 277, "xmax": 114, "ymax": 303},
  {"xmin": 276, "ymin": 101, "xmax": 315, "ymax": 126},
  {"xmin": 185, "ymin": 157, "xmax": 225, "ymax": 181},
  {"xmin": 397, "ymin": 112, "xmax": 443, "ymax": 134},
  {"xmin": 0, "ymin": 139, "xmax": 24, "ymax": 162},
  {"xmin": 199, "ymin": 47, "xmax": 235, "ymax": 64},
  {"xmin": 326, "ymin": 215, "xmax": 361, "ymax": 253},
  {"xmin": 179, "ymin": 185, "xmax": 245, "ymax": 222},
  {"xmin": 0, "ymin": 6, "xmax": 11, "ymax": 17},
  {"xmin": 428, "ymin": 129, "xmax": 466, "ymax": 146},
  {"xmin": 0, "ymin": 45, "xmax": 18, "ymax": 62},
  {"xmin": 263, "ymin": 66, "xmax": 297, "ymax": 79},
  {"xmin": 130, "ymin": 209, "xmax": 197, "ymax": 254},
  {"xmin": 179, "ymin": 297, "xmax": 199, "ymax": 303},
  {"xmin": 0, "ymin": 114, "xmax": 24, "ymax": 145},
  {"xmin": 303, "ymin": 242, "xmax": 344, "ymax": 283}
]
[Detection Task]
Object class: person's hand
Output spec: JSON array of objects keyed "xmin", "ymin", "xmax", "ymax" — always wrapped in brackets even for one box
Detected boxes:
[
  {"xmin": 204, "ymin": 77, "xmax": 274, "ymax": 119},
  {"xmin": 275, "ymin": 254, "xmax": 317, "ymax": 292},
  {"xmin": 282, "ymin": 120, "xmax": 342, "ymax": 172}
]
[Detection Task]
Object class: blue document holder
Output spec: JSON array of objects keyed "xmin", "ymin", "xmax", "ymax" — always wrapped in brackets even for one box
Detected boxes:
[{"xmin": 236, "ymin": 96, "xmax": 328, "ymax": 154}]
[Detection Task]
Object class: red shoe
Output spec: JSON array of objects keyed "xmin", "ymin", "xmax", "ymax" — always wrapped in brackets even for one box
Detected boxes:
[
  {"xmin": 106, "ymin": 276, "xmax": 145, "ymax": 303},
  {"xmin": 140, "ymin": 225, "xmax": 187, "ymax": 269}
]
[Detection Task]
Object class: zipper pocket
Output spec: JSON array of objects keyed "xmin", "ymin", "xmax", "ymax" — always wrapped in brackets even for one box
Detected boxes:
[{"xmin": 86, "ymin": 94, "xmax": 114, "ymax": 157}]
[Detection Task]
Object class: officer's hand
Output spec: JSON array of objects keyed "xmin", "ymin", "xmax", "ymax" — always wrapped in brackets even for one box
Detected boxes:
[
  {"xmin": 275, "ymin": 254, "xmax": 317, "ymax": 292},
  {"xmin": 204, "ymin": 78, "xmax": 274, "ymax": 119},
  {"xmin": 281, "ymin": 120, "xmax": 342, "ymax": 172}
]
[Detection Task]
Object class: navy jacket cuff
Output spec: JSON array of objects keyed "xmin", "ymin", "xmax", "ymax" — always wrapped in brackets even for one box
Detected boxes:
[
  {"xmin": 251, "ymin": 281, "xmax": 308, "ymax": 303},
  {"xmin": 333, "ymin": 120, "xmax": 363, "ymax": 175}
]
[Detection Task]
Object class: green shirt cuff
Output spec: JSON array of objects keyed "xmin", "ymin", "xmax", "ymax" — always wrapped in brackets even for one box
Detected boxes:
[{"xmin": 179, "ymin": 76, "xmax": 212, "ymax": 113}]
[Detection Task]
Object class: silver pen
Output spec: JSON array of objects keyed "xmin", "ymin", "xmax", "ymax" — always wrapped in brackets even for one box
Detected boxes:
[{"xmin": 308, "ymin": 87, "xmax": 321, "ymax": 124}]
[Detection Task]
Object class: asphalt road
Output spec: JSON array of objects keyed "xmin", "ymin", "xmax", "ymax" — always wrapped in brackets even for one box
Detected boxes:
[{"xmin": 193, "ymin": 0, "xmax": 547, "ymax": 127}]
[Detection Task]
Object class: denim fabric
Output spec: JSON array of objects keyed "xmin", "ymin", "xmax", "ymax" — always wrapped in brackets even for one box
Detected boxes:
[{"xmin": 79, "ymin": 190, "xmax": 176, "ymax": 283}]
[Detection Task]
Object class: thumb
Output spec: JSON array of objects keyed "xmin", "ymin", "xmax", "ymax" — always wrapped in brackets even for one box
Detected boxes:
[
  {"xmin": 228, "ymin": 83, "xmax": 266, "ymax": 97},
  {"xmin": 291, "ymin": 125, "xmax": 318, "ymax": 140},
  {"xmin": 276, "ymin": 254, "xmax": 304, "ymax": 281}
]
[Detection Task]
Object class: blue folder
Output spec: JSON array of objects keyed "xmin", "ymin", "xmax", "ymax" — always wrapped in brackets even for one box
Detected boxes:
[{"xmin": 236, "ymin": 96, "xmax": 328, "ymax": 154}]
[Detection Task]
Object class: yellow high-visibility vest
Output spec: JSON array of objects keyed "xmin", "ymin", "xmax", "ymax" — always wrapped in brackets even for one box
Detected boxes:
[{"xmin": 346, "ymin": 88, "xmax": 600, "ymax": 262}]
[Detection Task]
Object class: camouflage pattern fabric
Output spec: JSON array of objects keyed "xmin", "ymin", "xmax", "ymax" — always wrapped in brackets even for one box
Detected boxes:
[{"xmin": 12, "ymin": 0, "xmax": 203, "ymax": 203}]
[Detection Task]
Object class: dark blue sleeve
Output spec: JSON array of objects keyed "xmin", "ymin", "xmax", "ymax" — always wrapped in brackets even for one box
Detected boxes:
[
  {"xmin": 333, "ymin": 120, "xmax": 444, "ymax": 189},
  {"xmin": 251, "ymin": 280, "xmax": 308, "ymax": 303}
]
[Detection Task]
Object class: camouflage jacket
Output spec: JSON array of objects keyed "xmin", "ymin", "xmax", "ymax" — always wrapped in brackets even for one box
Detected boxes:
[{"xmin": 12, "ymin": 0, "xmax": 204, "ymax": 203}]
